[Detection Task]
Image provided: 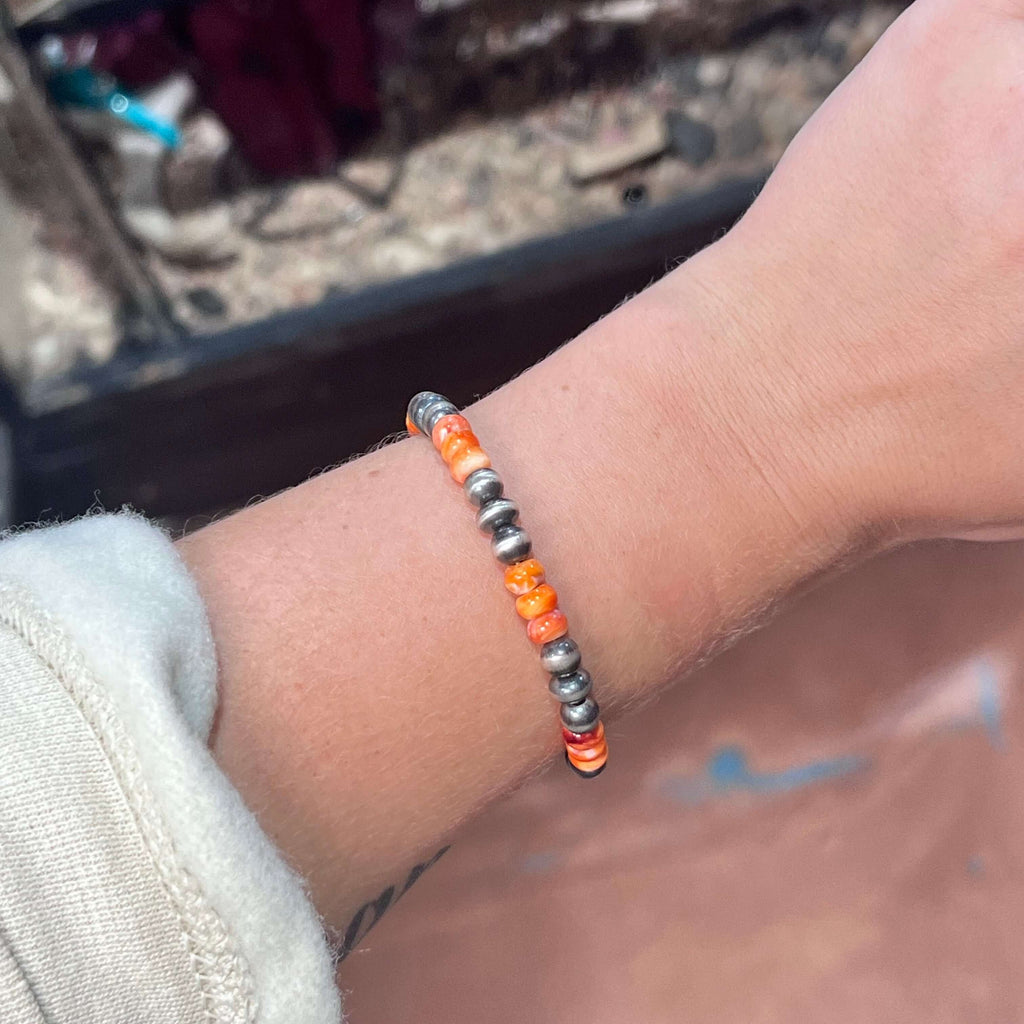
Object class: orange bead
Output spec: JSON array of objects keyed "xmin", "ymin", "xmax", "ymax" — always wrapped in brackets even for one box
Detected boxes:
[
  {"xmin": 515, "ymin": 583, "xmax": 558, "ymax": 620},
  {"xmin": 432, "ymin": 413, "xmax": 474, "ymax": 451},
  {"xmin": 449, "ymin": 445, "xmax": 491, "ymax": 484},
  {"xmin": 565, "ymin": 740, "xmax": 608, "ymax": 763},
  {"xmin": 526, "ymin": 609, "xmax": 568, "ymax": 645},
  {"xmin": 440, "ymin": 431, "xmax": 480, "ymax": 465},
  {"xmin": 503, "ymin": 559, "xmax": 546, "ymax": 597},
  {"xmin": 405, "ymin": 415, "xmax": 419, "ymax": 435},
  {"xmin": 568, "ymin": 746, "xmax": 608, "ymax": 774}
]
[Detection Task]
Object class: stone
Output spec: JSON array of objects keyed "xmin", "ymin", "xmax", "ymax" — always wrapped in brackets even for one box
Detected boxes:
[
  {"xmin": 185, "ymin": 287, "xmax": 227, "ymax": 318},
  {"xmin": 696, "ymin": 55, "xmax": 731, "ymax": 91},
  {"xmin": 664, "ymin": 110, "xmax": 715, "ymax": 167},
  {"xmin": 567, "ymin": 112, "xmax": 667, "ymax": 182},
  {"xmin": 722, "ymin": 113, "xmax": 764, "ymax": 160},
  {"xmin": 621, "ymin": 183, "xmax": 648, "ymax": 208},
  {"xmin": 662, "ymin": 55, "xmax": 701, "ymax": 98}
]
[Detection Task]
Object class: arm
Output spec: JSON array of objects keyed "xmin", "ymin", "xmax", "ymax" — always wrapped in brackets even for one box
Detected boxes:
[
  {"xmin": 178, "ymin": 0, "xmax": 1024, "ymax": 950},
  {"xmin": 177, "ymin": 253, "xmax": 871, "ymax": 945}
]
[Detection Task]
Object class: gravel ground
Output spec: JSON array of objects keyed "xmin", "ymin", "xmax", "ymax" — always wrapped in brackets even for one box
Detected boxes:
[{"xmin": 2, "ymin": 1, "xmax": 903, "ymax": 385}]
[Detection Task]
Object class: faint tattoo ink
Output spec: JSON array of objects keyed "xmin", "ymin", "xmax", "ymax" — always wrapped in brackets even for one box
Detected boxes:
[{"xmin": 334, "ymin": 846, "xmax": 450, "ymax": 962}]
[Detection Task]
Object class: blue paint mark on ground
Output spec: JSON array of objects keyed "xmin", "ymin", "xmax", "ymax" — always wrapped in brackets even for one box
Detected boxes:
[
  {"xmin": 658, "ymin": 658, "xmax": 1006, "ymax": 808},
  {"xmin": 975, "ymin": 657, "xmax": 1005, "ymax": 751},
  {"xmin": 521, "ymin": 851, "xmax": 561, "ymax": 874},
  {"xmin": 659, "ymin": 744, "xmax": 869, "ymax": 806}
]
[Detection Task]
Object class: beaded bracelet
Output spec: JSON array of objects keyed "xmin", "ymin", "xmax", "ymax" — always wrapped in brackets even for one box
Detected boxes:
[{"xmin": 406, "ymin": 391, "xmax": 608, "ymax": 778}]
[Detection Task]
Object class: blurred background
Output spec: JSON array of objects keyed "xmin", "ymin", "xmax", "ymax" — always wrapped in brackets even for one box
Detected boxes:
[
  {"xmin": 7, "ymin": 2, "xmax": 1024, "ymax": 1022},
  {"xmin": 0, "ymin": 0, "xmax": 904, "ymax": 530}
]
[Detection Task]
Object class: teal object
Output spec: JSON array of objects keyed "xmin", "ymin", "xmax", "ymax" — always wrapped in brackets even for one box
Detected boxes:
[{"xmin": 48, "ymin": 66, "xmax": 180, "ymax": 149}]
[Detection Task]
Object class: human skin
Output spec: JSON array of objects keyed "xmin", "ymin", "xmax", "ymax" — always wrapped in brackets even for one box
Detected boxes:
[{"xmin": 178, "ymin": 0, "xmax": 1024, "ymax": 955}]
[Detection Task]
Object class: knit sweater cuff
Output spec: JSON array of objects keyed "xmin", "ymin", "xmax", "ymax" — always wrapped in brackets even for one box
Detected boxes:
[{"xmin": 0, "ymin": 513, "xmax": 340, "ymax": 1024}]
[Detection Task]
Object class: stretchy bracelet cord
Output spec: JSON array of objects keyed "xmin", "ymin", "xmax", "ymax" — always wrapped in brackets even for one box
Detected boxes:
[{"xmin": 406, "ymin": 391, "xmax": 608, "ymax": 778}]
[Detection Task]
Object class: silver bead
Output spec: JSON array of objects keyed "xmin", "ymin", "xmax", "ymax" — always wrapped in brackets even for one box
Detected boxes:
[
  {"xmin": 477, "ymin": 498, "xmax": 518, "ymax": 534},
  {"xmin": 540, "ymin": 638, "xmax": 581, "ymax": 675},
  {"xmin": 407, "ymin": 392, "xmax": 448, "ymax": 435},
  {"xmin": 422, "ymin": 400, "xmax": 459, "ymax": 438},
  {"xmin": 561, "ymin": 697, "xmax": 600, "ymax": 734},
  {"xmin": 491, "ymin": 524, "xmax": 532, "ymax": 565},
  {"xmin": 463, "ymin": 468, "xmax": 503, "ymax": 507},
  {"xmin": 549, "ymin": 669, "xmax": 592, "ymax": 704}
]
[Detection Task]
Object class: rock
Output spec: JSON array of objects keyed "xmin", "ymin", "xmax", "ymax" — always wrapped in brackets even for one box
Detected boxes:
[
  {"xmin": 370, "ymin": 237, "xmax": 435, "ymax": 277},
  {"xmin": 664, "ymin": 110, "xmax": 715, "ymax": 167},
  {"xmin": 815, "ymin": 32, "xmax": 849, "ymax": 68},
  {"xmin": 760, "ymin": 94, "xmax": 816, "ymax": 149},
  {"xmin": 621, "ymin": 183, "xmax": 648, "ymax": 208},
  {"xmin": 164, "ymin": 111, "xmax": 233, "ymax": 212},
  {"xmin": 849, "ymin": 7, "xmax": 899, "ymax": 65},
  {"xmin": 729, "ymin": 52, "xmax": 773, "ymax": 106},
  {"xmin": 123, "ymin": 205, "xmax": 239, "ymax": 264},
  {"xmin": 185, "ymin": 287, "xmax": 227, "ymax": 318},
  {"xmin": 467, "ymin": 165, "xmax": 493, "ymax": 206},
  {"xmin": 341, "ymin": 157, "xmax": 399, "ymax": 198},
  {"xmin": 662, "ymin": 55, "xmax": 701, "ymax": 98},
  {"xmin": 567, "ymin": 112, "xmax": 667, "ymax": 183},
  {"xmin": 27, "ymin": 334, "xmax": 63, "ymax": 378},
  {"xmin": 0, "ymin": 67, "xmax": 14, "ymax": 105},
  {"xmin": 696, "ymin": 55, "xmax": 731, "ymax": 91},
  {"xmin": 722, "ymin": 113, "xmax": 764, "ymax": 160}
]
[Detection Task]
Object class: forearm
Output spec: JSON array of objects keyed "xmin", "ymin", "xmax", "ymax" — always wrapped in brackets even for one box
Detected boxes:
[{"xmin": 177, "ymin": 240, "xmax": 878, "ymax": 940}]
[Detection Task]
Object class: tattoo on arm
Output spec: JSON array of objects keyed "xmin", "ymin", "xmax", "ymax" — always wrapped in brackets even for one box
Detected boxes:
[{"xmin": 334, "ymin": 846, "xmax": 450, "ymax": 962}]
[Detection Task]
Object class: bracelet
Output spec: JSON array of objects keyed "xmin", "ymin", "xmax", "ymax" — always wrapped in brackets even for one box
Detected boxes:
[{"xmin": 406, "ymin": 391, "xmax": 608, "ymax": 778}]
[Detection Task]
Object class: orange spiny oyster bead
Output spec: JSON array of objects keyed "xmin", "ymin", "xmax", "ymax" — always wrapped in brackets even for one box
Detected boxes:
[
  {"xmin": 526, "ymin": 609, "xmax": 568, "ymax": 645},
  {"xmin": 567, "ymin": 745, "xmax": 608, "ymax": 774},
  {"xmin": 564, "ymin": 722, "xmax": 608, "ymax": 774},
  {"xmin": 504, "ymin": 558, "xmax": 546, "ymax": 597},
  {"xmin": 405, "ymin": 414, "xmax": 420, "ymax": 435},
  {"xmin": 449, "ymin": 445, "xmax": 491, "ymax": 484},
  {"xmin": 515, "ymin": 583, "xmax": 558, "ymax": 620},
  {"xmin": 432, "ymin": 413, "xmax": 474, "ymax": 451},
  {"xmin": 565, "ymin": 720, "xmax": 602, "ymax": 770},
  {"xmin": 565, "ymin": 740, "xmax": 607, "ymax": 762},
  {"xmin": 440, "ymin": 430, "xmax": 480, "ymax": 464}
]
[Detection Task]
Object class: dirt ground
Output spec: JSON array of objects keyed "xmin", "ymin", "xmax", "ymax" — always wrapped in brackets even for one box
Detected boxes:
[{"xmin": 338, "ymin": 538, "xmax": 1024, "ymax": 1023}]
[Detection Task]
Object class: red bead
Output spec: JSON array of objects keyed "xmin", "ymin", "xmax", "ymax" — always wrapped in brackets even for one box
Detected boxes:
[{"xmin": 562, "ymin": 722, "xmax": 605, "ymax": 747}]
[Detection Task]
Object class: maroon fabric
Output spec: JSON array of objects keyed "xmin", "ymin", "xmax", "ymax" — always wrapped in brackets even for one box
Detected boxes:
[
  {"xmin": 90, "ymin": 12, "xmax": 184, "ymax": 87},
  {"xmin": 91, "ymin": 1, "xmax": 380, "ymax": 177},
  {"xmin": 187, "ymin": 0, "xmax": 377, "ymax": 177}
]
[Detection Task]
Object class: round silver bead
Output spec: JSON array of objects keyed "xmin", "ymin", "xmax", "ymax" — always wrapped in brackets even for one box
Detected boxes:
[
  {"xmin": 463, "ymin": 468, "xmax": 503, "ymax": 508},
  {"xmin": 491, "ymin": 524, "xmax": 532, "ymax": 564},
  {"xmin": 422, "ymin": 400, "xmax": 459, "ymax": 438},
  {"xmin": 540, "ymin": 637, "xmax": 581, "ymax": 675},
  {"xmin": 407, "ymin": 392, "xmax": 448, "ymax": 435},
  {"xmin": 549, "ymin": 669, "xmax": 592, "ymax": 704},
  {"xmin": 561, "ymin": 696, "xmax": 600, "ymax": 734},
  {"xmin": 477, "ymin": 498, "xmax": 519, "ymax": 534}
]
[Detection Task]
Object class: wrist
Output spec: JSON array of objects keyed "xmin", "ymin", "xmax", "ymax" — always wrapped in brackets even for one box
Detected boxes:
[
  {"xmin": 632, "ymin": 240, "xmax": 891, "ymax": 625},
  {"xmin": 470, "ymin": 243, "xmax": 885, "ymax": 704}
]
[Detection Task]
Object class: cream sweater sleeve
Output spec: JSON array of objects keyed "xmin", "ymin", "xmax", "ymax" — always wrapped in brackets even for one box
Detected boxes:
[{"xmin": 0, "ymin": 514, "xmax": 341, "ymax": 1024}]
